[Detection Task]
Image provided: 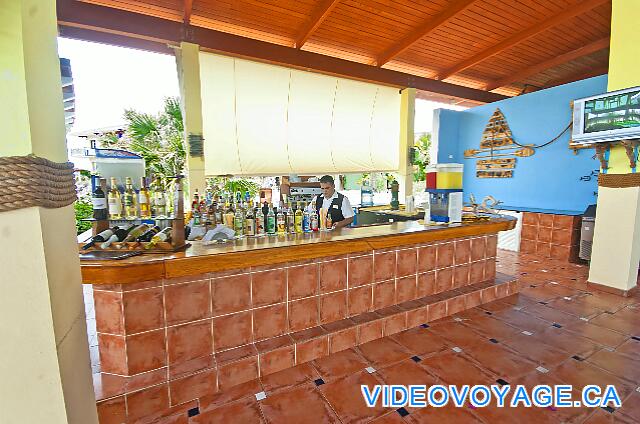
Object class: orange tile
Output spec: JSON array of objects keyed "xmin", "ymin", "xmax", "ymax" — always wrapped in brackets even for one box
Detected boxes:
[
  {"xmin": 470, "ymin": 237, "xmax": 486, "ymax": 261},
  {"xmin": 373, "ymin": 280, "xmax": 396, "ymax": 309},
  {"xmin": 550, "ymin": 244, "xmax": 571, "ymax": 261},
  {"xmin": 211, "ymin": 274, "xmax": 251, "ymax": 316},
  {"xmin": 319, "ymin": 371, "xmax": 389, "ymax": 422},
  {"xmin": 382, "ymin": 313, "xmax": 406, "ymax": 336},
  {"xmin": 374, "ymin": 251, "xmax": 396, "ymax": 282},
  {"xmin": 453, "ymin": 264, "xmax": 469, "ymax": 287},
  {"xmin": 260, "ymin": 384, "xmax": 340, "ymax": 423},
  {"xmin": 485, "ymin": 260, "xmax": 496, "ymax": 281},
  {"xmin": 469, "ymin": 261, "xmax": 485, "ymax": 284},
  {"xmin": 396, "ymin": 275, "xmax": 417, "ymax": 303},
  {"xmin": 417, "ymin": 272, "xmax": 436, "ymax": 297},
  {"xmin": 253, "ymin": 303, "xmax": 287, "ymax": 340},
  {"xmin": 98, "ymin": 334, "xmax": 127, "ymax": 375},
  {"xmin": 446, "ymin": 295, "xmax": 466, "ymax": 316},
  {"xmin": 288, "ymin": 297, "xmax": 319, "ymax": 332},
  {"xmin": 122, "ymin": 288, "xmax": 166, "ymax": 334},
  {"xmin": 520, "ymin": 239, "xmax": 536, "ymax": 254},
  {"xmin": 465, "ymin": 290, "xmax": 482, "ymax": 308},
  {"xmin": 168, "ymin": 369, "xmax": 217, "ymax": 406},
  {"xmin": 313, "ymin": 348, "xmax": 368, "ymax": 381},
  {"xmin": 406, "ymin": 305, "xmax": 429, "ymax": 328},
  {"xmin": 436, "ymin": 242, "xmax": 454, "ymax": 268},
  {"xmin": 486, "ymin": 235, "xmax": 498, "ymax": 257},
  {"xmin": 288, "ymin": 263, "xmax": 319, "ymax": 300},
  {"xmin": 96, "ymin": 396, "xmax": 126, "ymax": 424},
  {"xmin": 169, "ymin": 355, "xmax": 215, "ymax": 380},
  {"xmin": 536, "ymin": 242, "xmax": 551, "ymax": 257},
  {"xmin": 320, "ymin": 259, "xmax": 347, "ymax": 293},
  {"xmin": 538, "ymin": 226, "xmax": 552, "ymax": 243},
  {"xmin": 553, "ymin": 214, "xmax": 576, "ymax": 229},
  {"xmin": 193, "ymin": 398, "xmax": 263, "ymax": 424},
  {"xmin": 538, "ymin": 213, "xmax": 554, "ymax": 228},
  {"xmin": 260, "ymin": 345, "xmax": 295, "ymax": 376},
  {"xmin": 435, "ymin": 268, "xmax": 453, "ymax": 293},
  {"xmin": 212, "ymin": 311, "xmax": 252, "ymax": 351},
  {"xmin": 348, "ymin": 255, "xmax": 373, "ymax": 287},
  {"xmin": 358, "ymin": 319, "xmax": 383, "ymax": 344},
  {"xmin": 94, "ymin": 290, "xmax": 124, "ymax": 335},
  {"xmin": 551, "ymin": 229, "xmax": 572, "ymax": 246},
  {"xmin": 396, "ymin": 248, "xmax": 417, "ymax": 277},
  {"xmin": 522, "ymin": 212, "xmax": 539, "ymax": 226},
  {"xmin": 429, "ymin": 300, "xmax": 447, "ymax": 321},
  {"xmin": 217, "ymin": 356, "xmax": 259, "ymax": 391},
  {"xmin": 320, "ymin": 291, "xmax": 347, "ymax": 324},
  {"xmin": 391, "ymin": 327, "xmax": 448, "ymax": 356},
  {"xmin": 127, "ymin": 329, "xmax": 167, "ymax": 374},
  {"xmin": 260, "ymin": 363, "xmax": 318, "ymax": 393},
  {"xmin": 126, "ymin": 384, "xmax": 170, "ymax": 422},
  {"xmin": 348, "ymin": 285, "xmax": 373, "ymax": 316},
  {"xmin": 520, "ymin": 224, "xmax": 538, "ymax": 241},
  {"xmin": 329, "ymin": 327, "xmax": 358, "ymax": 353},
  {"xmin": 168, "ymin": 320, "xmax": 213, "ymax": 364},
  {"xmin": 454, "ymin": 239, "xmax": 471, "ymax": 265},
  {"xmin": 252, "ymin": 268, "xmax": 286, "ymax": 307},
  {"xmin": 418, "ymin": 244, "xmax": 436, "ymax": 272},
  {"xmin": 296, "ymin": 336, "xmax": 329, "ymax": 364},
  {"xmin": 164, "ymin": 281, "xmax": 210, "ymax": 327}
]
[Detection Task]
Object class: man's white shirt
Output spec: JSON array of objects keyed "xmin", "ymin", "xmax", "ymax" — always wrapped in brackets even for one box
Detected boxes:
[{"xmin": 308, "ymin": 192, "xmax": 354, "ymax": 219}]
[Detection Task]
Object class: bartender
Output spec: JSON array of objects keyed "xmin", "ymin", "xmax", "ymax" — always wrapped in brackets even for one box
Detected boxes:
[{"xmin": 310, "ymin": 175, "xmax": 354, "ymax": 229}]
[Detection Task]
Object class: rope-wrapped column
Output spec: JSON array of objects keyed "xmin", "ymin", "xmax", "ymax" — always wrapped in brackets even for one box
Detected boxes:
[{"xmin": 0, "ymin": 155, "xmax": 77, "ymax": 212}]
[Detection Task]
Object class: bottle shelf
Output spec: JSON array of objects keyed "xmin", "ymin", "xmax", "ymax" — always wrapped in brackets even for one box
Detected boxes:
[{"xmin": 78, "ymin": 241, "xmax": 190, "ymax": 254}]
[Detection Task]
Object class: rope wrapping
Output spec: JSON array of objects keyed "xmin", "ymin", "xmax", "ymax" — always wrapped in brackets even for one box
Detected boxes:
[
  {"xmin": 598, "ymin": 173, "xmax": 640, "ymax": 188},
  {"xmin": 0, "ymin": 155, "xmax": 77, "ymax": 212}
]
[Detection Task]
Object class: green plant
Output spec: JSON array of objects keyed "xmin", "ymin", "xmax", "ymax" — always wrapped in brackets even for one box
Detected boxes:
[
  {"xmin": 99, "ymin": 97, "xmax": 186, "ymax": 191},
  {"xmin": 413, "ymin": 133, "xmax": 431, "ymax": 182},
  {"xmin": 206, "ymin": 176, "xmax": 261, "ymax": 199},
  {"xmin": 75, "ymin": 198, "xmax": 93, "ymax": 235}
]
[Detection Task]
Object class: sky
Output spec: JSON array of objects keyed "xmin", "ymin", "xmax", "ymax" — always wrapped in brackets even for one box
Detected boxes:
[{"xmin": 57, "ymin": 37, "xmax": 463, "ymax": 135}]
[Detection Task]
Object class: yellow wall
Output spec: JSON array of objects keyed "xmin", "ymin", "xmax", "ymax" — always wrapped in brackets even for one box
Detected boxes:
[{"xmin": 0, "ymin": 1, "xmax": 98, "ymax": 422}]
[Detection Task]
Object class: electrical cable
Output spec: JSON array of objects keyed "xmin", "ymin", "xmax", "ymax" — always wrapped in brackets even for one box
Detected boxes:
[{"xmin": 510, "ymin": 121, "xmax": 573, "ymax": 149}]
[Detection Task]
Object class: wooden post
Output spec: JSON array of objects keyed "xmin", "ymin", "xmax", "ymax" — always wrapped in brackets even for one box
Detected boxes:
[{"xmin": 172, "ymin": 175, "xmax": 186, "ymax": 248}]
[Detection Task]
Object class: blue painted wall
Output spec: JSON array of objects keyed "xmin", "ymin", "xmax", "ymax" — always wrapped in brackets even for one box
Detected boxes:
[{"xmin": 435, "ymin": 75, "xmax": 608, "ymax": 213}]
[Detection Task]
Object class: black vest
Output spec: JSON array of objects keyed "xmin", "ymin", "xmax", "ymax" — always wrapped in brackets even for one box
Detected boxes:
[{"xmin": 315, "ymin": 193, "xmax": 346, "ymax": 223}]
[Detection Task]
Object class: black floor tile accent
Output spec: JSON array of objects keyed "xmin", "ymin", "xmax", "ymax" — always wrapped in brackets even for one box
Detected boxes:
[
  {"xmin": 411, "ymin": 356, "xmax": 422, "ymax": 362},
  {"xmin": 396, "ymin": 407, "xmax": 410, "ymax": 417},
  {"xmin": 314, "ymin": 378, "xmax": 325, "ymax": 386},
  {"xmin": 187, "ymin": 407, "xmax": 200, "ymax": 417}
]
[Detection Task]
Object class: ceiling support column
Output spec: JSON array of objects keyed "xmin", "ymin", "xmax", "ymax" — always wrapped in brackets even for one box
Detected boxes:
[{"xmin": 397, "ymin": 88, "xmax": 416, "ymax": 201}]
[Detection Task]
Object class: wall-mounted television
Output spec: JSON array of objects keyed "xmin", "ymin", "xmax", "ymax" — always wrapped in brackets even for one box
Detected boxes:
[{"xmin": 572, "ymin": 86, "xmax": 640, "ymax": 145}]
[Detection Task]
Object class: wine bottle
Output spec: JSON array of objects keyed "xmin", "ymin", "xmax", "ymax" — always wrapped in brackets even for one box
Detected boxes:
[
  {"xmin": 295, "ymin": 202, "xmax": 303, "ymax": 234},
  {"xmin": 266, "ymin": 203, "xmax": 276, "ymax": 235},
  {"xmin": 122, "ymin": 224, "xmax": 150, "ymax": 242},
  {"xmin": 152, "ymin": 177, "xmax": 167, "ymax": 218},
  {"xmin": 145, "ymin": 227, "xmax": 172, "ymax": 250},
  {"xmin": 136, "ymin": 225, "xmax": 160, "ymax": 242},
  {"xmin": 123, "ymin": 177, "xmax": 138, "ymax": 220},
  {"xmin": 255, "ymin": 205, "xmax": 265, "ymax": 236},
  {"xmin": 245, "ymin": 200, "xmax": 255, "ymax": 236},
  {"xmin": 82, "ymin": 226, "xmax": 119, "ymax": 250},
  {"xmin": 234, "ymin": 202, "xmax": 245, "ymax": 236},
  {"xmin": 223, "ymin": 199, "xmax": 235, "ymax": 228},
  {"xmin": 138, "ymin": 177, "xmax": 151, "ymax": 219},
  {"xmin": 100, "ymin": 224, "xmax": 135, "ymax": 249},
  {"xmin": 108, "ymin": 177, "xmax": 122, "ymax": 219},
  {"xmin": 286, "ymin": 203, "xmax": 295, "ymax": 234},
  {"xmin": 276, "ymin": 203, "xmax": 286, "ymax": 235},
  {"xmin": 92, "ymin": 181, "xmax": 108, "ymax": 220}
]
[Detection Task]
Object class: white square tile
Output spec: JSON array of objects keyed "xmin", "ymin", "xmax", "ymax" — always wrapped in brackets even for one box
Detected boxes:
[
  {"xmin": 522, "ymin": 331, "xmax": 533, "ymax": 336},
  {"xmin": 255, "ymin": 391, "xmax": 266, "ymax": 401},
  {"xmin": 452, "ymin": 347, "xmax": 462, "ymax": 353},
  {"xmin": 536, "ymin": 366, "xmax": 549, "ymax": 373},
  {"xmin": 365, "ymin": 366, "xmax": 376, "ymax": 374}
]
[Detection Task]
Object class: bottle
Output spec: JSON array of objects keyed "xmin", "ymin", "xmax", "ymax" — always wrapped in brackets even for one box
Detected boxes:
[
  {"xmin": 310, "ymin": 209, "xmax": 319, "ymax": 232},
  {"xmin": 122, "ymin": 224, "xmax": 150, "ymax": 242},
  {"xmin": 138, "ymin": 177, "xmax": 152, "ymax": 218},
  {"xmin": 82, "ymin": 226, "xmax": 119, "ymax": 249},
  {"xmin": 136, "ymin": 225, "xmax": 161, "ymax": 242},
  {"xmin": 108, "ymin": 177, "xmax": 122, "ymax": 219},
  {"xmin": 214, "ymin": 196, "xmax": 224, "ymax": 225},
  {"xmin": 192, "ymin": 189, "xmax": 200, "ymax": 213},
  {"xmin": 92, "ymin": 182, "xmax": 108, "ymax": 220},
  {"xmin": 151, "ymin": 177, "xmax": 167, "ymax": 218},
  {"xmin": 255, "ymin": 204, "xmax": 265, "ymax": 236},
  {"xmin": 294, "ymin": 202, "xmax": 304, "ymax": 233},
  {"xmin": 223, "ymin": 200, "xmax": 234, "ymax": 228},
  {"xmin": 123, "ymin": 177, "xmax": 138, "ymax": 219},
  {"xmin": 326, "ymin": 211, "xmax": 333, "ymax": 230},
  {"xmin": 245, "ymin": 201, "xmax": 255, "ymax": 236},
  {"xmin": 145, "ymin": 227, "xmax": 172, "ymax": 249},
  {"xmin": 234, "ymin": 202, "xmax": 245, "ymax": 236},
  {"xmin": 286, "ymin": 203, "xmax": 295, "ymax": 234},
  {"xmin": 266, "ymin": 203, "xmax": 276, "ymax": 235},
  {"xmin": 303, "ymin": 206, "xmax": 311, "ymax": 233},
  {"xmin": 276, "ymin": 203, "xmax": 286, "ymax": 235},
  {"xmin": 100, "ymin": 224, "xmax": 134, "ymax": 249}
]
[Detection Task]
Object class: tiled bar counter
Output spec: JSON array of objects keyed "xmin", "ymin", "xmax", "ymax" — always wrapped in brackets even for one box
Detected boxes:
[{"xmin": 82, "ymin": 218, "xmax": 517, "ymax": 423}]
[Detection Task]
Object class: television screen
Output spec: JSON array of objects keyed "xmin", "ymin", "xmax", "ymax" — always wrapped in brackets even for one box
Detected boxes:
[{"xmin": 583, "ymin": 89, "xmax": 640, "ymax": 133}]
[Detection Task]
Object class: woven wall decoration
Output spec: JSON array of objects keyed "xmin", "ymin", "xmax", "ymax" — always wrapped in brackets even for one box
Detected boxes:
[
  {"xmin": 0, "ymin": 155, "xmax": 77, "ymax": 212},
  {"xmin": 598, "ymin": 173, "xmax": 640, "ymax": 188}
]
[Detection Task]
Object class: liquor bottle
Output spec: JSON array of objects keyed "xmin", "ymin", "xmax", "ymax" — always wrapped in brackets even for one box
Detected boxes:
[
  {"xmin": 266, "ymin": 203, "xmax": 276, "ymax": 235},
  {"xmin": 92, "ymin": 182, "xmax": 108, "ymax": 220},
  {"xmin": 214, "ymin": 196, "xmax": 224, "ymax": 225},
  {"xmin": 286, "ymin": 202, "xmax": 295, "ymax": 234},
  {"xmin": 138, "ymin": 177, "xmax": 152, "ymax": 219},
  {"xmin": 151, "ymin": 177, "xmax": 167, "ymax": 218},
  {"xmin": 303, "ymin": 206, "xmax": 311, "ymax": 233},
  {"xmin": 145, "ymin": 227, "xmax": 172, "ymax": 250},
  {"xmin": 276, "ymin": 203, "xmax": 286, "ymax": 235},
  {"xmin": 310, "ymin": 209, "xmax": 319, "ymax": 232},
  {"xmin": 123, "ymin": 177, "xmax": 138, "ymax": 220},
  {"xmin": 192, "ymin": 189, "xmax": 200, "ymax": 213},
  {"xmin": 234, "ymin": 202, "xmax": 245, "ymax": 236},
  {"xmin": 245, "ymin": 200, "xmax": 255, "ymax": 236},
  {"xmin": 82, "ymin": 226, "xmax": 119, "ymax": 250},
  {"xmin": 108, "ymin": 177, "xmax": 122, "ymax": 220},
  {"xmin": 122, "ymin": 223, "xmax": 150, "ymax": 242},
  {"xmin": 255, "ymin": 204, "xmax": 265, "ymax": 236},
  {"xmin": 294, "ymin": 202, "xmax": 304, "ymax": 233},
  {"xmin": 223, "ymin": 199, "xmax": 235, "ymax": 228},
  {"xmin": 136, "ymin": 225, "xmax": 161, "ymax": 242},
  {"xmin": 100, "ymin": 224, "xmax": 135, "ymax": 249},
  {"xmin": 206, "ymin": 201, "xmax": 216, "ymax": 226}
]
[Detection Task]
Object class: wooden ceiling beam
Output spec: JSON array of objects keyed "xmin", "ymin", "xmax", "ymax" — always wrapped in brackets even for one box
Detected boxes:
[
  {"xmin": 376, "ymin": 0, "xmax": 479, "ymax": 67},
  {"xmin": 485, "ymin": 36, "xmax": 610, "ymax": 91},
  {"xmin": 543, "ymin": 65, "xmax": 609, "ymax": 90},
  {"xmin": 295, "ymin": 0, "xmax": 341, "ymax": 49},
  {"xmin": 183, "ymin": 0, "xmax": 193, "ymax": 25},
  {"xmin": 436, "ymin": 0, "xmax": 609, "ymax": 81},
  {"xmin": 56, "ymin": 0, "xmax": 507, "ymax": 104}
]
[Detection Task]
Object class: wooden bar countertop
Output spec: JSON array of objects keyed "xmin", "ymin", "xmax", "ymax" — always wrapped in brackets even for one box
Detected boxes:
[{"xmin": 80, "ymin": 216, "xmax": 516, "ymax": 285}]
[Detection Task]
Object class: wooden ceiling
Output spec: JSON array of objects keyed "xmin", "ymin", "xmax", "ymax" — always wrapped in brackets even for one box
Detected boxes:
[{"xmin": 68, "ymin": 0, "xmax": 611, "ymax": 101}]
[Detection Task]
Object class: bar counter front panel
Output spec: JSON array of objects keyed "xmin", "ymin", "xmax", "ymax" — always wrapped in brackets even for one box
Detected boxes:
[{"xmin": 87, "ymin": 217, "xmax": 519, "ymax": 422}]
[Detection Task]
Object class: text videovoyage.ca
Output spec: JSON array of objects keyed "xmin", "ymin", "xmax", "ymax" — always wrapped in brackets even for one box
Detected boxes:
[{"xmin": 361, "ymin": 384, "xmax": 623, "ymax": 409}]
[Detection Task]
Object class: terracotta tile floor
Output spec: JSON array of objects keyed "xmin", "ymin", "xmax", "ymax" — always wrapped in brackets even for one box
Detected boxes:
[{"xmin": 90, "ymin": 250, "xmax": 640, "ymax": 423}]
